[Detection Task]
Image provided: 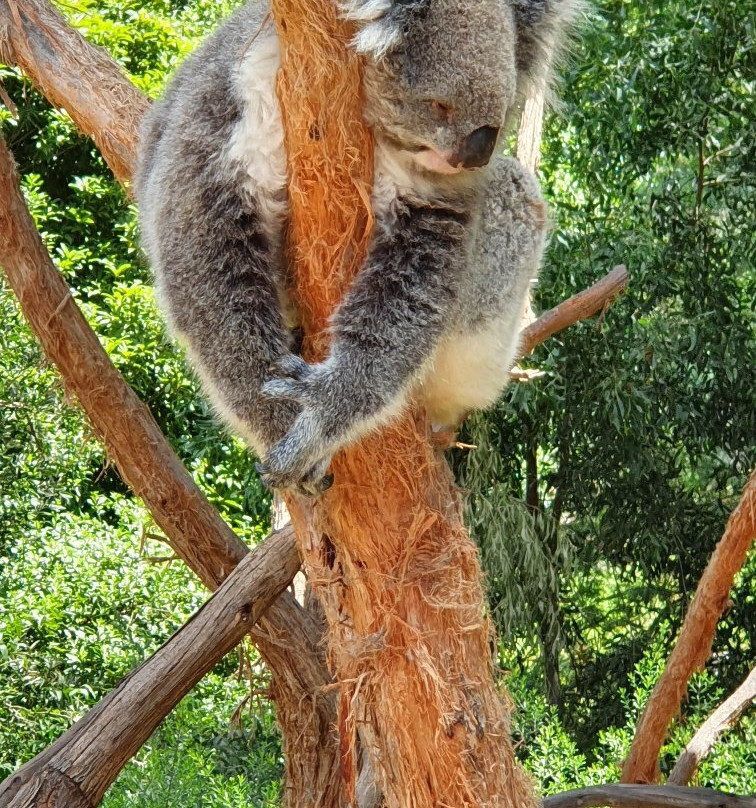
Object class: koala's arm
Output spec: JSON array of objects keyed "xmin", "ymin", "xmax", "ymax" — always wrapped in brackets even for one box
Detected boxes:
[
  {"xmin": 136, "ymin": 21, "xmax": 299, "ymax": 464},
  {"xmin": 257, "ymin": 198, "xmax": 470, "ymax": 489}
]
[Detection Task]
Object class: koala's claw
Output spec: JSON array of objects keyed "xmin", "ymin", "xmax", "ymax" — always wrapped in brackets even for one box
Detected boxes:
[
  {"xmin": 255, "ymin": 457, "xmax": 333, "ymax": 497},
  {"xmin": 267, "ymin": 354, "xmax": 310, "ymax": 380}
]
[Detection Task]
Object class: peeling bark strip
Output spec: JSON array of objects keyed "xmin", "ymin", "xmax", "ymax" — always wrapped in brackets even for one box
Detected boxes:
[
  {"xmin": 0, "ymin": 527, "xmax": 300, "ymax": 808},
  {"xmin": 622, "ymin": 470, "xmax": 756, "ymax": 785},
  {"xmin": 0, "ymin": 113, "xmax": 338, "ymax": 807},
  {"xmin": 0, "ymin": 0, "xmax": 148, "ymax": 186},
  {"xmin": 270, "ymin": 2, "xmax": 538, "ymax": 807}
]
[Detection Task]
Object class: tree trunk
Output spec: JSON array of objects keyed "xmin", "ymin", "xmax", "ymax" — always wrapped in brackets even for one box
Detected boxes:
[{"xmin": 270, "ymin": 2, "xmax": 538, "ymax": 806}]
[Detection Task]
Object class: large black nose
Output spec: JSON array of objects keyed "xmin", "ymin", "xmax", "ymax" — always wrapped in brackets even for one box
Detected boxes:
[{"xmin": 455, "ymin": 126, "xmax": 500, "ymax": 169}]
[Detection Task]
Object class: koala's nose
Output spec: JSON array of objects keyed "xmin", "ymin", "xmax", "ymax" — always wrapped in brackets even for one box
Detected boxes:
[{"xmin": 455, "ymin": 126, "xmax": 500, "ymax": 169}]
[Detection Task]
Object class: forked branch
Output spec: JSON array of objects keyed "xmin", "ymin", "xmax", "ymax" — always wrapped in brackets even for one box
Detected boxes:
[
  {"xmin": 621, "ymin": 470, "xmax": 756, "ymax": 784},
  {"xmin": 0, "ymin": 119, "xmax": 339, "ymax": 807}
]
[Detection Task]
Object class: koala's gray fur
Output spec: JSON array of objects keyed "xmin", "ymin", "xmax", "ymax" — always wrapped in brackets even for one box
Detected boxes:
[{"xmin": 135, "ymin": 0, "xmax": 579, "ymax": 494}]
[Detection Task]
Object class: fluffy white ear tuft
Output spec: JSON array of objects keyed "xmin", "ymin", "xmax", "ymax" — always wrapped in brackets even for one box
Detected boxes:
[
  {"xmin": 338, "ymin": 0, "xmax": 430, "ymax": 59},
  {"xmin": 338, "ymin": 0, "xmax": 394, "ymax": 23},
  {"xmin": 352, "ymin": 19, "xmax": 403, "ymax": 58}
]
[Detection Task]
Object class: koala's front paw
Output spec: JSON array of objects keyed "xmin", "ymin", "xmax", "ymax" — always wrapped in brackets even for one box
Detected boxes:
[
  {"xmin": 257, "ymin": 359, "xmax": 337, "ymax": 495},
  {"xmin": 255, "ymin": 414, "xmax": 334, "ymax": 496}
]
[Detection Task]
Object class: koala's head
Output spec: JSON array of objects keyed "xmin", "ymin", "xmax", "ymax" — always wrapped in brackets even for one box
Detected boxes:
[{"xmin": 341, "ymin": 0, "xmax": 578, "ymax": 175}]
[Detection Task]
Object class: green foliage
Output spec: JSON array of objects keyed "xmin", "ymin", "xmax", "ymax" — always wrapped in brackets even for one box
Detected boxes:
[
  {"xmin": 0, "ymin": 0, "xmax": 754, "ymax": 801},
  {"xmin": 457, "ymin": 0, "xmax": 755, "ymax": 749},
  {"xmin": 511, "ymin": 638, "xmax": 756, "ymax": 794},
  {"xmin": 0, "ymin": 498, "xmax": 284, "ymax": 804}
]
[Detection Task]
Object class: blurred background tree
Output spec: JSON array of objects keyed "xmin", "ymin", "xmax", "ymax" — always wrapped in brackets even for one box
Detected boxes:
[{"xmin": 0, "ymin": 0, "xmax": 753, "ymax": 804}]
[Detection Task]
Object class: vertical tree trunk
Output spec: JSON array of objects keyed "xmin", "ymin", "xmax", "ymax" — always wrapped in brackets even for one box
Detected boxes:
[
  {"xmin": 526, "ymin": 440, "xmax": 563, "ymax": 709},
  {"xmin": 516, "ymin": 90, "xmax": 546, "ymax": 175},
  {"xmin": 271, "ymin": 2, "xmax": 538, "ymax": 806}
]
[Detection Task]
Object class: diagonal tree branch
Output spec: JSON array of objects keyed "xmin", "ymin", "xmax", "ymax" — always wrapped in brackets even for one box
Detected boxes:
[
  {"xmin": 0, "ymin": 0, "xmax": 148, "ymax": 186},
  {"xmin": 621, "ymin": 470, "xmax": 756, "ymax": 784},
  {"xmin": 518, "ymin": 264, "xmax": 629, "ymax": 358},
  {"xmin": 0, "ymin": 525, "xmax": 300, "ymax": 808},
  {"xmin": 668, "ymin": 666, "xmax": 756, "ymax": 786}
]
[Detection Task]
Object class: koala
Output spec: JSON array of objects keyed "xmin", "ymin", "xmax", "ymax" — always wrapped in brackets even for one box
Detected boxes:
[{"xmin": 135, "ymin": 0, "xmax": 577, "ymax": 495}]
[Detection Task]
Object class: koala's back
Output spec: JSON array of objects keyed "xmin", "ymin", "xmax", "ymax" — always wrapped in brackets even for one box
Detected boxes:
[{"xmin": 136, "ymin": 1, "xmax": 274, "ymax": 261}]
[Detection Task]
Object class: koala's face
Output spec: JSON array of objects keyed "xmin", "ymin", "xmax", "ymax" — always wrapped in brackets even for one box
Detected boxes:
[{"xmin": 355, "ymin": 0, "xmax": 518, "ymax": 175}]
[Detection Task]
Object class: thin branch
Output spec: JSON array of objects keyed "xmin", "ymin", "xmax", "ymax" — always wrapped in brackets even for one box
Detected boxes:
[
  {"xmin": 0, "ymin": 525, "xmax": 299, "ymax": 808},
  {"xmin": 518, "ymin": 265, "xmax": 629, "ymax": 359},
  {"xmin": 621, "ymin": 470, "xmax": 756, "ymax": 784},
  {"xmin": 668, "ymin": 666, "xmax": 756, "ymax": 786},
  {"xmin": 543, "ymin": 784, "xmax": 756, "ymax": 808}
]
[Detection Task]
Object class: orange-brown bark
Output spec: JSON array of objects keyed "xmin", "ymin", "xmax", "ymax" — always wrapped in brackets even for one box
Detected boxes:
[
  {"xmin": 621, "ymin": 470, "xmax": 756, "ymax": 784},
  {"xmin": 0, "ymin": 0, "xmax": 148, "ymax": 186},
  {"xmin": 270, "ymin": 2, "xmax": 537, "ymax": 807}
]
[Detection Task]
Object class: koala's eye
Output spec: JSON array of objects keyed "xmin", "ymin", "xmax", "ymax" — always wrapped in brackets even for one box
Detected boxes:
[{"xmin": 428, "ymin": 99, "xmax": 453, "ymax": 122}]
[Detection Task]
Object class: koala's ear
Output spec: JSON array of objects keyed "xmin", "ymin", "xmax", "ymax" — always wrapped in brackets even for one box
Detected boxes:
[
  {"xmin": 339, "ymin": 0, "xmax": 431, "ymax": 58},
  {"xmin": 510, "ymin": 0, "xmax": 583, "ymax": 92}
]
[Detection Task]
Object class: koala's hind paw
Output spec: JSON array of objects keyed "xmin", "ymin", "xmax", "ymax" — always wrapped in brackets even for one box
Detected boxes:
[
  {"xmin": 255, "ymin": 409, "xmax": 334, "ymax": 495},
  {"xmin": 259, "ymin": 360, "xmax": 341, "ymax": 495},
  {"xmin": 256, "ymin": 455, "xmax": 334, "ymax": 497}
]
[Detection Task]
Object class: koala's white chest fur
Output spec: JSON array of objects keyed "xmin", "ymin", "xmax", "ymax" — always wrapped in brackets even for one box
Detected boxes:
[
  {"xmin": 228, "ymin": 29, "xmax": 288, "ymax": 249},
  {"xmin": 421, "ymin": 319, "xmax": 522, "ymax": 427}
]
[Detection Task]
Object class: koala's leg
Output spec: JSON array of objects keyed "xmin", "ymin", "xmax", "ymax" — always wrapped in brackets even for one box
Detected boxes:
[
  {"xmin": 141, "ymin": 155, "xmax": 307, "ymax": 474},
  {"xmin": 257, "ymin": 199, "xmax": 471, "ymax": 490},
  {"xmin": 420, "ymin": 157, "xmax": 548, "ymax": 427}
]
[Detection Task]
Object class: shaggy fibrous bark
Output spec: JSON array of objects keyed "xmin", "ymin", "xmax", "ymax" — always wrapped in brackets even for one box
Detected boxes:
[
  {"xmin": 270, "ymin": 2, "xmax": 538, "ymax": 807},
  {"xmin": 622, "ymin": 470, "xmax": 756, "ymax": 784}
]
